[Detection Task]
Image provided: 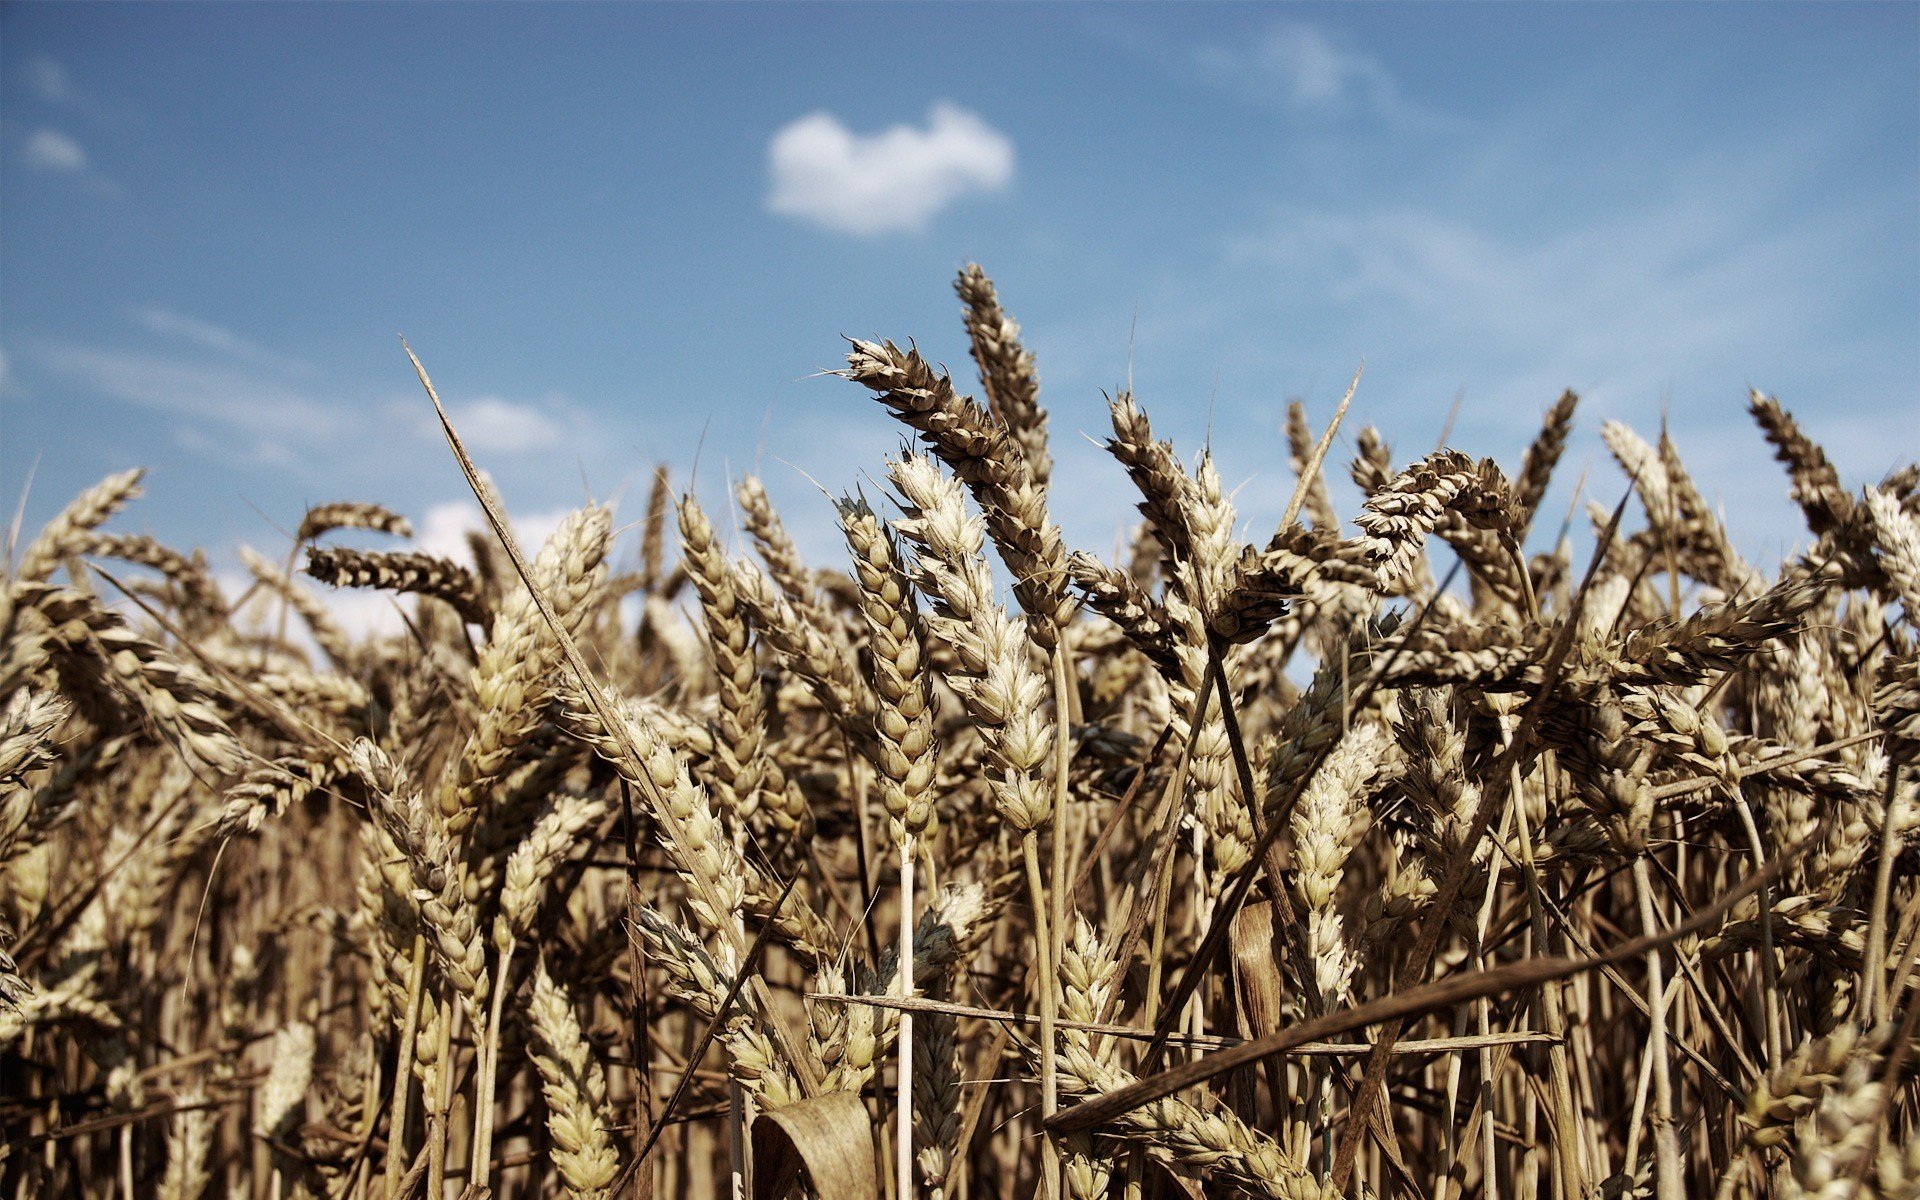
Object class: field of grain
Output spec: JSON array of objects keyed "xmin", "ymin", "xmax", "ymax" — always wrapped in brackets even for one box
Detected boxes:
[{"xmin": 1, "ymin": 266, "xmax": 1915, "ymax": 1200}]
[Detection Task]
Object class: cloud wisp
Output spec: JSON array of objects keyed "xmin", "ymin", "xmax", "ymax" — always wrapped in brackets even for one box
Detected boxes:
[
  {"xmin": 20, "ymin": 56, "xmax": 77, "ymax": 105},
  {"xmin": 389, "ymin": 394, "xmax": 574, "ymax": 456},
  {"xmin": 28, "ymin": 311, "xmax": 587, "ymax": 475},
  {"xmin": 1171, "ymin": 19, "xmax": 1458, "ymax": 133},
  {"xmin": 766, "ymin": 102, "xmax": 1014, "ymax": 236},
  {"xmin": 22, "ymin": 129, "xmax": 87, "ymax": 173},
  {"xmin": 134, "ymin": 307, "xmax": 310, "ymax": 375}
]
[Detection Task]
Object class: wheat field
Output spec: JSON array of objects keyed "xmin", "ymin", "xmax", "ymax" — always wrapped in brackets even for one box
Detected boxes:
[{"xmin": 1, "ymin": 266, "xmax": 1916, "ymax": 1200}]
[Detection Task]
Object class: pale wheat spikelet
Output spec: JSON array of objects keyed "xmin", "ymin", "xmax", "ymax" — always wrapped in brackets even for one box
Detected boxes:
[
  {"xmin": 216, "ymin": 752, "xmax": 346, "ymax": 838},
  {"xmin": 1266, "ymin": 626, "xmax": 1382, "ymax": 802},
  {"xmin": 1354, "ymin": 451, "xmax": 1515, "ymax": 590},
  {"xmin": 889, "ymin": 455, "xmax": 998, "ymax": 632},
  {"xmin": 1285, "ymin": 399, "xmax": 1340, "ymax": 534},
  {"xmin": 1785, "ymin": 1029, "xmax": 1887, "ymax": 1199},
  {"xmin": 217, "ymin": 944, "xmax": 260, "ymax": 1055},
  {"xmin": 497, "ymin": 794, "xmax": 609, "ymax": 948},
  {"xmin": 841, "ymin": 496, "xmax": 938, "ymax": 841},
  {"xmin": 0, "ymin": 689, "xmax": 69, "ymax": 790},
  {"xmin": 0, "ymin": 691, "xmax": 70, "ymax": 867},
  {"xmin": 252, "ymin": 664, "xmax": 368, "ymax": 718},
  {"xmin": 678, "ymin": 494, "xmax": 767, "ymax": 823},
  {"xmin": 914, "ymin": 880, "xmax": 993, "ymax": 981},
  {"xmin": 1106, "ymin": 392, "xmax": 1195, "ymax": 563},
  {"xmin": 956, "ymin": 263, "xmax": 1050, "ymax": 490},
  {"xmin": 1351, "ymin": 425, "xmax": 1393, "ymax": 495},
  {"xmin": 157, "ymin": 1087, "xmax": 215, "ymax": 1200},
  {"xmin": 1750, "ymin": 391, "xmax": 1854, "ymax": 538},
  {"xmin": 528, "ymin": 965, "xmax": 620, "ymax": 1199},
  {"xmin": 1185, "ymin": 452, "xmax": 1242, "ymax": 618},
  {"xmin": 1660, "ymin": 430, "xmax": 1766, "ymax": 595},
  {"xmin": 14, "ymin": 468, "xmax": 144, "ymax": 584},
  {"xmin": 641, "ymin": 592, "xmax": 705, "ymax": 683},
  {"xmin": 303, "ymin": 546, "xmax": 489, "ymax": 628},
  {"xmin": 1250, "ymin": 528, "xmax": 1377, "ymax": 621},
  {"xmin": 1865, "ymin": 486, "xmax": 1920, "ymax": 620},
  {"xmin": 81, "ymin": 533, "xmax": 227, "ymax": 628},
  {"xmin": 553, "ymin": 687, "xmax": 743, "ymax": 935},
  {"xmin": 809, "ymin": 884, "xmax": 989, "ymax": 1095},
  {"xmin": 1360, "ymin": 833, "xmax": 1434, "ymax": 945},
  {"xmin": 1059, "ymin": 916, "xmax": 1122, "ymax": 1200},
  {"xmin": 1513, "ymin": 390, "xmax": 1578, "ymax": 535},
  {"xmin": 1164, "ymin": 582, "xmax": 1242, "ymax": 893},
  {"xmin": 236, "ymin": 545, "xmax": 355, "ymax": 666},
  {"xmin": 252, "ymin": 1021, "xmax": 314, "ymax": 1141},
  {"xmin": 1394, "ymin": 687, "xmax": 1494, "ymax": 905},
  {"xmin": 736, "ymin": 473, "xmax": 819, "ymax": 610},
  {"xmin": 1876, "ymin": 1128, "xmax": 1920, "ymax": 1200},
  {"xmin": 0, "ymin": 973, "xmax": 122, "ymax": 1046},
  {"xmin": 1550, "ymin": 695, "xmax": 1656, "ymax": 855},
  {"xmin": 556, "ymin": 685, "xmax": 833, "ymax": 959},
  {"xmin": 443, "ymin": 505, "xmax": 611, "ymax": 830},
  {"xmin": 294, "ymin": 500, "xmax": 412, "ymax": 543},
  {"xmin": 355, "ymin": 740, "xmax": 489, "ymax": 1022},
  {"xmin": 890, "ymin": 453, "xmax": 1052, "ymax": 832},
  {"xmin": 11, "ymin": 582, "xmax": 244, "ymax": 774},
  {"xmin": 354, "ymin": 820, "xmax": 408, "ymax": 1030},
  {"xmin": 845, "ymin": 338, "xmax": 1074, "ymax": 641},
  {"xmin": 1875, "ymin": 654, "xmax": 1920, "ymax": 757},
  {"xmin": 639, "ymin": 463, "xmax": 671, "ymax": 592},
  {"xmin": 633, "ymin": 908, "xmax": 804, "ymax": 1106},
  {"xmin": 1162, "ymin": 456, "xmax": 1253, "ymax": 894},
  {"xmin": 1289, "ymin": 721, "xmax": 1386, "ymax": 1002},
  {"xmin": 1617, "ymin": 579, "xmax": 1822, "ymax": 687},
  {"xmin": 1742, "ymin": 1021, "xmax": 1878, "ymax": 1148},
  {"xmin": 730, "ymin": 559, "xmax": 875, "ymax": 740},
  {"xmin": 1602, "ymin": 420, "xmax": 1677, "ymax": 529},
  {"xmin": 1066, "ymin": 550, "xmax": 1180, "ymax": 672},
  {"xmin": 1060, "ymin": 1038, "xmax": 1327, "ymax": 1199},
  {"xmin": 1580, "ymin": 574, "xmax": 1634, "ymax": 642}
]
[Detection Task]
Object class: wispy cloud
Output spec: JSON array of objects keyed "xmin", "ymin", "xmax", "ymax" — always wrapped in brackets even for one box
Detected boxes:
[
  {"xmin": 1223, "ymin": 192, "xmax": 1860, "ymax": 411},
  {"xmin": 22, "ymin": 129, "xmax": 87, "ymax": 173},
  {"xmin": 1191, "ymin": 21, "xmax": 1454, "ymax": 130},
  {"xmin": 766, "ymin": 103, "xmax": 1014, "ymax": 236},
  {"xmin": 134, "ymin": 307, "xmax": 307, "ymax": 374},
  {"xmin": 27, "ymin": 312, "xmax": 604, "ymax": 487},
  {"xmin": 27, "ymin": 341, "xmax": 347, "ymax": 467},
  {"xmin": 414, "ymin": 500, "xmax": 573, "ymax": 564},
  {"xmin": 21, "ymin": 56, "xmax": 77, "ymax": 105},
  {"xmin": 387, "ymin": 393, "xmax": 580, "ymax": 456},
  {"xmin": 15, "ymin": 53, "xmax": 132, "ymax": 127}
]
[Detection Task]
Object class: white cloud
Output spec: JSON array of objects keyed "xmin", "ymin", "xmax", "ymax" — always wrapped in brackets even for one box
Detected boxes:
[
  {"xmin": 392, "ymin": 394, "xmax": 573, "ymax": 456},
  {"xmin": 27, "ymin": 341, "xmax": 349, "ymax": 458},
  {"xmin": 417, "ymin": 500, "xmax": 573, "ymax": 565},
  {"xmin": 766, "ymin": 103, "xmax": 1014, "ymax": 236},
  {"xmin": 1225, "ymin": 198, "xmax": 1830, "ymax": 404},
  {"xmin": 134, "ymin": 308, "xmax": 304, "ymax": 373},
  {"xmin": 23, "ymin": 128, "xmax": 86, "ymax": 172},
  {"xmin": 22, "ymin": 56, "xmax": 75, "ymax": 104},
  {"xmin": 1191, "ymin": 21, "xmax": 1454, "ymax": 130},
  {"xmin": 446, "ymin": 397, "xmax": 566, "ymax": 453},
  {"xmin": 1205, "ymin": 23, "xmax": 1388, "ymax": 109}
]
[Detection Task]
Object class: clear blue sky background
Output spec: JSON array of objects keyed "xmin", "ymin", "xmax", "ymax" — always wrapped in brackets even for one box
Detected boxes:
[{"xmin": 3, "ymin": 2, "xmax": 1916, "ymax": 581}]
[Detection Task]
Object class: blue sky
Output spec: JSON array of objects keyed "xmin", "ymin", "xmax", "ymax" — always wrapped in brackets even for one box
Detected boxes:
[{"xmin": 3, "ymin": 2, "xmax": 1915, "ymax": 589}]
